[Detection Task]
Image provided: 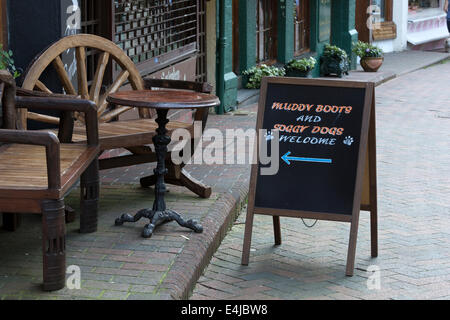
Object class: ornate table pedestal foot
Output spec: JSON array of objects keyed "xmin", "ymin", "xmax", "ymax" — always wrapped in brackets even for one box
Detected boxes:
[
  {"xmin": 115, "ymin": 209, "xmax": 203, "ymax": 238},
  {"xmin": 114, "ymin": 109, "xmax": 203, "ymax": 238}
]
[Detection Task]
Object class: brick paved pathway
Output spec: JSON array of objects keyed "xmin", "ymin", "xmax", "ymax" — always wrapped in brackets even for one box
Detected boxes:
[
  {"xmin": 190, "ymin": 61, "xmax": 450, "ymax": 300},
  {"xmin": 0, "ymin": 106, "xmax": 256, "ymax": 300}
]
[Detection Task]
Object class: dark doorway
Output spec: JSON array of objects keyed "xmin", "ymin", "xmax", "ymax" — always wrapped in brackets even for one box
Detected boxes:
[
  {"xmin": 256, "ymin": 0, "xmax": 278, "ymax": 64},
  {"xmin": 294, "ymin": 0, "xmax": 310, "ymax": 55}
]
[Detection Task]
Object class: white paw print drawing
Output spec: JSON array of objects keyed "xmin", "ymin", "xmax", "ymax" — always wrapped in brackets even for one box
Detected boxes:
[
  {"xmin": 343, "ymin": 136, "xmax": 354, "ymax": 146},
  {"xmin": 264, "ymin": 130, "xmax": 274, "ymax": 141}
]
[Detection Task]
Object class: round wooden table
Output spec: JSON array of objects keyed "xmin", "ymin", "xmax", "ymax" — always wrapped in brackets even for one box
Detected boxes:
[{"xmin": 108, "ymin": 89, "xmax": 220, "ymax": 238}]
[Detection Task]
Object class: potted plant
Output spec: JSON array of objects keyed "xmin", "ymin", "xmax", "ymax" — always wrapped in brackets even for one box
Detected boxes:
[
  {"xmin": 0, "ymin": 46, "xmax": 21, "ymax": 128},
  {"xmin": 242, "ymin": 64, "xmax": 286, "ymax": 89},
  {"xmin": 320, "ymin": 44, "xmax": 350, "ymax": 78},
  {"xmin": 0, "ymin": 45, "xmax": 21, "ymax": 79},
  {"xmin": 352, "ymin": 41, "xmax": 384, "ymax": 72},
  {"xmin": 285, "ymin": 57, "xmax": 317, "ymax": 78}
]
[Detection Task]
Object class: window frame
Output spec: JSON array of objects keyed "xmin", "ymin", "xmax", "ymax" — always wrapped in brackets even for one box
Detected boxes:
[
  {"xmin": 371, "ymin": 0, "xmax": 397, "ymax": 41},
  {"xmin": 256, "ymin": 0, "xmax": 278, "ymax": 65},
  {"xmin": 293, "ymin": 0, "xmax": 310, "ymax": 56}
]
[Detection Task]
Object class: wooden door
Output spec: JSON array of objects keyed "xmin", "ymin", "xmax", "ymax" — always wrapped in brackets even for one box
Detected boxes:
[
  {"xmin": 294, "ymin": 0, "xmax": 310, "ymax": 55},
  {"xmin": 256, "ymin": 0, "xmax": 278, "ymax": 64}
]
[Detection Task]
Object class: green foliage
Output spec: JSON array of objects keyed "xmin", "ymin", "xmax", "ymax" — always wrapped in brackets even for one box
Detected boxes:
[
  {"xmin": 242, "ymin": 64, "xmax": 286, "ymax": 89},
  {"xmin": 286, "ymin": 57, "xmax": 317, "ymax": 72},
  {"xmin": 0, "ymin": 45, "xmax": 21, "ymax": 79},
  {"xmin": 322, "ymin": 44, "xmax": 348, "ymax": 60},
  {"xmin": 352, "ymin": 41, "xmax": 383, "ymax": 58}
]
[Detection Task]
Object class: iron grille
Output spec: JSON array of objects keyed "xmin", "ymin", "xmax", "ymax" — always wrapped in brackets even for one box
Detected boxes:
[
  {"xmin": 80, "ymin": 0, "xmax": 110, "ymax": 83},
  {"xmin": 114, "ymin": 0, "xmax": 199, "ymax": 73},
  {"xmin": 81, "ymin": 0, "xmax": 207, "ymax": 82},
  {"xmin": 195, "ymin": 0, "xmax": 206, "ymax": 82}
]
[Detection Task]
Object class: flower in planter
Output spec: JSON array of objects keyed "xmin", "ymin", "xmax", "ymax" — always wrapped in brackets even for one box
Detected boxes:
[
  {"xmin": 286, "ymin": 57, "xmax": 317, "ymax": 72},
  {"xmin": 322, "ymin": 44, "xmax": 349, "ymax": 60},
  {"xmin": 0, "ymin": 45, "xmax": 21, "ymax": 79},
  {"xmin": 352, "ymin": 41, "xmax": 384, "ymax": 72},
  {"xmin": 352, "ymin": 41, "xmax": 383, "ymax": 59},
  {"xmin": 242, "ymin": 64, "xmax": 285, "ymax": 89}
]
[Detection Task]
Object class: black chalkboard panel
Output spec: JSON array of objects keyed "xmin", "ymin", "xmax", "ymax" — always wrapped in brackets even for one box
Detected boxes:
[{"xmin": 253, "ymin": 78, "xmax": 373, "ymax": 217}]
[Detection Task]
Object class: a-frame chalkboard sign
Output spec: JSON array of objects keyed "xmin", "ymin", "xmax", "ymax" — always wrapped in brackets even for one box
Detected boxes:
[{"xmin": 241, "ymin": 77, "xmax": 378, "ymax": 276}]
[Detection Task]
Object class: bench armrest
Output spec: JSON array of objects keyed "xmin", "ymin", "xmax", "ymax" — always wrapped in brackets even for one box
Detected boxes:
[
  {"xmin": 0, "ymin": 129, "xmax": 61, "ymax": 190},
  {"xmin": 15, "ymin": 96, "xmax": 99, "ymax": 146}
]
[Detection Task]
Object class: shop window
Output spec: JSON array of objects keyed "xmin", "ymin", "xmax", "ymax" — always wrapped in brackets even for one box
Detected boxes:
[
  {"xmin": 372, "ymin": 0, "xmax": 386, "ymax": 22},
  {"xmin": 408, "ymin": 0, "xmax": 445, "ymax": 19},
  {"xmin": 370, "ymin": 0, "xmax": 397, "ymax": 41},
  {"xmin": 256, "ymin": 0, "xmax": 277, "ymax": 64},
  {"xmin": 114, "ymin": 0, "xmax": 198, "ymax": 75},
  {"xmin": 409, "ymin": 0, "xmax": 441, "ymax": 10},
  {"xmin": 407, "ymin": 0, "xmax": 448, "ymax": 48},
  {"xmin": 81, "ymin": 0, "xmax": 207, "ymax": 82},
  {"xmin": 294, "ymin": 0, "xmax": 310, "ymax": 55}
]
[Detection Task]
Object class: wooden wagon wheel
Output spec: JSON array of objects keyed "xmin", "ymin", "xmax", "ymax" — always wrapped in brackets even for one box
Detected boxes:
[{"xmin": 21, "ymin": 34, "xmax": 148, "ymax": 129}]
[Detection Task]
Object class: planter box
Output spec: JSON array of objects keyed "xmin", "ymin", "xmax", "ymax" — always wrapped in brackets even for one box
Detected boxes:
[{"xmin": 285, "ymin": 69, "xmax": 312, "ymax": 78}]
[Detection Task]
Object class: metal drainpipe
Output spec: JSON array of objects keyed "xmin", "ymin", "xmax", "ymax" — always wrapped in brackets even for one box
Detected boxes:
[{"xmin": 215, "ymin": 0, "xmax": 226, "ymax": 114}]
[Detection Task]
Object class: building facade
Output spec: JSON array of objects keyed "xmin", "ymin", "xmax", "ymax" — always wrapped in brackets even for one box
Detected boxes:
[
  {"xmin": 3, "ymin": 1, "xmax": 376, "ymax": 116},
  {"xmin": 355, "ymin": 0, "xmax": 449, "ymax": 53},
  {"xmin": 6, "ymin": 0, "xmax": 212, "ymax": 86},
  {"xmin": 406, "ymin": 0, "xmax": 449, "ymax": 50},
  {"xmin": 217, "ymin": 0, "xmax": 359, "ymax": 113}
]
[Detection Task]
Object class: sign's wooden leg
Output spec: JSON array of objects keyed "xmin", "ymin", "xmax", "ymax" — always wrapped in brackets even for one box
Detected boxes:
[
  {"xmin": 241, "ymin": 209, "xmax": 255, "ymax": 266},
  {"xmin": 369, "ymin": 92, "xmax": 378, "ymax": 258},
  {"xmin": 273, "ymin": 216, "xmax": 282, "ymax": 245},
  {"xmin": 370, "ymin": 209, "xmax": 378, "ymax": 258},
  {"xmin": 346, "ymin": 217, "xmax": 360, "ymax": 276}
]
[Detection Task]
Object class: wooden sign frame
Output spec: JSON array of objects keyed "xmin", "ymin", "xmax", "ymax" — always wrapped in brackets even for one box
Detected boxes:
[{"xmin": 241, "ymin": 77, "xmax": 378, "ymax": 276}]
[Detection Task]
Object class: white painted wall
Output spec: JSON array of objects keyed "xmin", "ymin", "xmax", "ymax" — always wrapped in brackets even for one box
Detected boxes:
[{"xmin": 393, "ymin": 0, "xmax": 408, "ymax": 51}]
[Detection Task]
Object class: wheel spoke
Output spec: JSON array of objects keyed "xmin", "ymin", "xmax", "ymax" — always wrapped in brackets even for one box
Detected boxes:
[
  {"xmin": 52, "ymin": 56, "xmax": 76, "ymax": 95},
  {"xmin": 100, "ymin": 106, "xmax": 133, "ymax": 123},
  {"xmin": 35, "ymin": 80, "xmax": 53, "ymax": 94},
  {"xmin": 76, "ymin": 46, "xmax": 89, "ymax": 100},
  {"xmin": 27, "ymin": 112, "xmax": 60, "ymax": 124},
  {"xmin": 97, "ymin": 69, "xmax": 129, "ymax": 116},
  {"xmin": 89, "ymin": 52, "xmax": 110, "ymax": 105},
  {"xmin": 22, "ymin": 34, "xmax": 145, "ymax": 129}
]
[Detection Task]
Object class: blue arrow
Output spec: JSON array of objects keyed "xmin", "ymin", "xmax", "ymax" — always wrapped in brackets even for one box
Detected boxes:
[{"xmin": 281, "ymin": 151, "xmax": 332, "ymax": 165}]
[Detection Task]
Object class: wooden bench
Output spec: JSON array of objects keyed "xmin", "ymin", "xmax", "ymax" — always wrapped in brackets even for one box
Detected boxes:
[
  {"xmin": 21, "ymin": 34, "xmax": 213, "ymax": 199},
  {"xmin": 0, "ymin": 70, "xmax": 100, "ymax": 291}
]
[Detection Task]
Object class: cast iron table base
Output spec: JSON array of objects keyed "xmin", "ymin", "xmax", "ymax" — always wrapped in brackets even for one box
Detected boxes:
[{"xmin": 114, "ymin": 109, "xmax": 203, "ymax": 238}]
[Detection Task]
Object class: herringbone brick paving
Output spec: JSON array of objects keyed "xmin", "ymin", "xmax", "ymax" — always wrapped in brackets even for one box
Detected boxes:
[
  {"xmin": 1, "ymin": 58, "xmax": 449, "ymax": 300},
  {"xmin": 0, "ymin": 108, "xmax": 256, "ymax": 300},
  {"xmin": 190, "ymin": 61, "xmax": 450, "ymax": 300}
]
